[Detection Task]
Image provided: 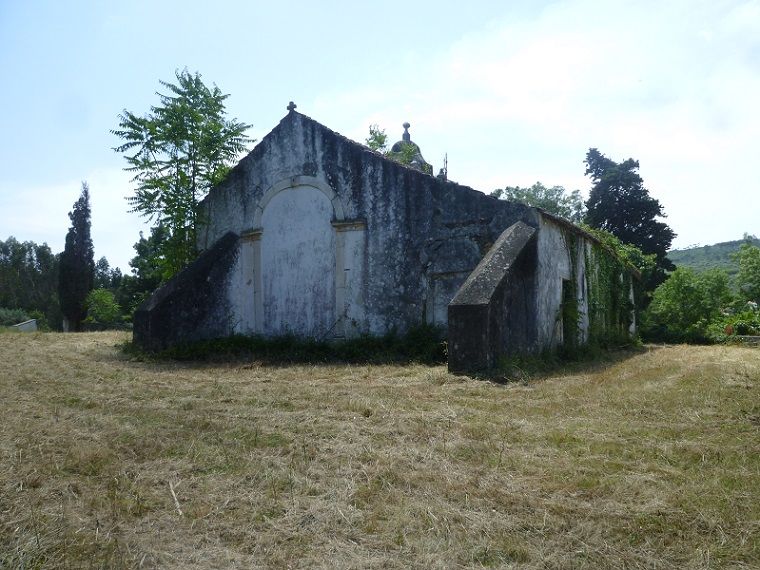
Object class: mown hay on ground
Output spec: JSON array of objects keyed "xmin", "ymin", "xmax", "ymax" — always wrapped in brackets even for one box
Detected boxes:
[{"xmin": 1, "ymin": 332, "xmax": 758, "ymax": 568}]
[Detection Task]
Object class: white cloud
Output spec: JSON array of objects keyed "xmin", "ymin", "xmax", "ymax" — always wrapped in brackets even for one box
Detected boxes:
[{"xmin": 310, "ymin": 0, "xmax": 760, "ymax": 248}]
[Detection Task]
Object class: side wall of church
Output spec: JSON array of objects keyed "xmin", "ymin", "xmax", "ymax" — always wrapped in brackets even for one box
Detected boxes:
[
  {"xmin": 534, "ymin": 213, "xmax": 591, "ymax": 350},
  {"xmin": 533, "ymin": 212, "xmax": 636, "ymax": 354},
  {"xmin": 448, "ymin": 213, "xmax": 637, "ymax": 372}
]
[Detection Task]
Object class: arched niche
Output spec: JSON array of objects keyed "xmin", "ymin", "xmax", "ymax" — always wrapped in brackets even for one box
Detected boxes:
[
  {"xmin": 240, "ymin": 176, "xmax": 365, "ymax": 338},
  {"xmin": 252, "ymin": 175, "xmax": 345, "ymax": 228}
]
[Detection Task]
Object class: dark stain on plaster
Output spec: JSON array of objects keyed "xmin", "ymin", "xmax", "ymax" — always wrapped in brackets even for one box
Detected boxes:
[
  {"xmin": 133, "ymin": 232, "xmax": 240, "ymax": 351},
  {"xmin": 302, "ymin": 161, "xmax": 318, "ymax": 177},
  {"xmin": 139, "ymin": 110, "xmax": 635, "ymax": 364}
]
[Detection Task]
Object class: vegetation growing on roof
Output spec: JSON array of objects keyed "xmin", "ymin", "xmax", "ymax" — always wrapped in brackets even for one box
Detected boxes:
[
  {"xmin": 554, "ymin": 225, "xmax": 650, "ymax": 355},
  {"xmin": 364, "ymin": 124, "xmax": 433, "ymax": 174}
]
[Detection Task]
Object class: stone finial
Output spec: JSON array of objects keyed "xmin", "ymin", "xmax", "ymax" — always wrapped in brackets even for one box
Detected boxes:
[
  {"xmin": 287, "ymin": 101, "xmax": 297, "ymax": 112},
  {"xmin": 402, "ymin": 122, "xmax": 411, "ymax": 142}
]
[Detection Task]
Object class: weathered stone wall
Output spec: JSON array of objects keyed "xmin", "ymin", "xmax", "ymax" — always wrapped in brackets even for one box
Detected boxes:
[
  {"xmin": 133, "ymin": 233, "xmax": 241, "ymax": 351},
  {"xmin": 447, "ymin": 212, "xmax": 636, "ymax": 372},
  {"xmin": 581, "ymin": 230, "xmax": 638, "ymax": 345},
  {"xmin": 448, "ymin": 222, "xmax": 537, "ymax": 372},
  {"xmin": 134, "ymin": 110, "xmax": 636, "ymax": 357},
  {"xmin": 533, "ymin": 213, "xmax": 595, "ymax": 350},
  {"xmin": 198, "ymin": 111, "xmax": 537, "ymax": 339}
]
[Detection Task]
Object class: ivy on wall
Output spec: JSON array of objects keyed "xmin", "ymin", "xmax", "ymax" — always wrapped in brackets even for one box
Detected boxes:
[{"xmin": 560, "ymin": 225, "xmax": 649, "ymax": 351}]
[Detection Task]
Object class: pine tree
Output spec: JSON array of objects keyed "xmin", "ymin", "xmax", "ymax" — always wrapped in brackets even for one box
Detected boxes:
[{"xmin": 58, "ymin": 182, "xmax": 95, "ymax": 331}]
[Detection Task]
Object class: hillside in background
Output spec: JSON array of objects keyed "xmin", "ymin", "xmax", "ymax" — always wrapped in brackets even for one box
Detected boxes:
[{"xmin": 667, "ymin": 236, "xmax": 760, "ymax": 276}]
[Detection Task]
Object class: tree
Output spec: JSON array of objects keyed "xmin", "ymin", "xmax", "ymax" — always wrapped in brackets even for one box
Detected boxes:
[
  {"xmin": 491, "ymin": 182, "xmax": 585, "ymax": 222},
  {"xmin": 584, "ymin": 149, "xmax": 676, "ymax": 291},
  {"xmin": 94, "ymin": 256, "xmax": 122, "ymax": 290},
  {"xmin": 94, "ymin": 256, "xmax": 111, "ymax": 289},
  {"xmin": 113, "ymin": 69, "xmax": 252, "ymax": 278},
  {"xmin": 643, "ymin": 267, "xmax": 733, "ymax": 341},
  {"xmin": 734, "ymin": 243, "xmax": 760, "ymax": 303},
  {"xmin": 84, "ymin": 288, "xmax": 122, "ymax": 327},
  {"xmin": 0, "ymin": 236, "xmax": 60, "ymax": 328},
  {"xmin": 58, "ymin": 182, "xmax": 95, "ymax": 331},
  {"xmin": 115, "ymin": 225, "xmax": 169, "ymax": 315},
  {"xmin": 365, "ymin": 124, "xmax": 388, "ymax": 152}
]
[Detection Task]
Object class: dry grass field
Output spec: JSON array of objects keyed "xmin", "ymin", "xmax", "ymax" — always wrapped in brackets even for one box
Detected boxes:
[{"xmin": 1, "ymin": 332, "xmax": 758, "ymax": 569}]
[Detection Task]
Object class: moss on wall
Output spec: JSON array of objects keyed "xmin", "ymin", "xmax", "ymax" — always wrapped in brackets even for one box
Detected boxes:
[
  {"xmin": 557, "ymin": 224, "xmax": 636, "ymax": 353},
  {"xmin": 583, "ymin": 239, "xmax": 635, "ymax": 347}
]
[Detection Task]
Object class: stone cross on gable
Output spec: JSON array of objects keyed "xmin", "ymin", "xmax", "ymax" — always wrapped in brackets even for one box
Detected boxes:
[{"xmin": 287, "ymin": 101, "xmax": 297, "ymax": 112}]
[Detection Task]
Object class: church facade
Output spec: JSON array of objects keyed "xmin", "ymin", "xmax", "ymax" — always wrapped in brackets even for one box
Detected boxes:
[{"xmin": 134, "ymin": 107, "xmax": 636, "ymax": 371}]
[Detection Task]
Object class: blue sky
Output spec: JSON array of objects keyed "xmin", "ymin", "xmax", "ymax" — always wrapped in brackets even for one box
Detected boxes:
[{"xmin": 1, "ymin": 0, "xmax": 758, "ymax": 271}]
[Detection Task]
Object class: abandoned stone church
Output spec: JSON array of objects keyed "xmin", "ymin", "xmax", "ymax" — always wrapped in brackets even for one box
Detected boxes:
[{"xmin": 134, "ymin": 106, "xmax": 637, "ymax": 371}]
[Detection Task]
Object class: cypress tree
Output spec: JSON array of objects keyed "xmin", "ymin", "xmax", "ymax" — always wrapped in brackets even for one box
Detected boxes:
[
  {"xmin": 58, "ymin": 182, "xmax": 94, "ymax": 331},
  {"xmin": 584, "ymin": 148, "xmax": 676, "ymax": 293}
]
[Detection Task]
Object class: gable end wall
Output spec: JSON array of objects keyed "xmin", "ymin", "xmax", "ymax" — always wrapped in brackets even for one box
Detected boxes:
[{"xmin": 198, "ymin": 112, "xmax": 537, "ymax": 337}]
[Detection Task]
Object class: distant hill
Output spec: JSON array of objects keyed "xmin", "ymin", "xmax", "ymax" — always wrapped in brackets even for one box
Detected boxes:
[{"xmin": 667, "ymin": 237, "xmax": 760, "ymax": 277}]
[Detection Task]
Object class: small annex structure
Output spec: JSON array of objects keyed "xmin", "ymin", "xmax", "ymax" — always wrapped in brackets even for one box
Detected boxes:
[{"xmin": 134, "ymin": 104, "xmax": 637, "ymax": 372}]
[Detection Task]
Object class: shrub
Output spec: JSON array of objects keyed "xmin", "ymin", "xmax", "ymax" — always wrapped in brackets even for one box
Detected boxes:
[
  {"xmin": 0, "ymin": 307, "xmax": 30, "ymax": 326},
  {"xmin": 123, "ymin": 324, "xmax": 447, "ymax": 365},
  {"xmin": 708, "ymin": 309, "xmax": 760, "ymax": 342},
  {"xmin": 27, "ymin": 310, "xmax": 51, "ymax": 331},
  {"xmin": 642, "ymin": 268, "xmax": 733, "ymax": 342},
  {"xmin": 84, "ymin": 289, "xmax": 122, "ymax": 327}
]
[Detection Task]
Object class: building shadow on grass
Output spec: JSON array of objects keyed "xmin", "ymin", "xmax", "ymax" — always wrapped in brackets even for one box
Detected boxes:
[
  {"xmin": 116, "ymin": 328, "xmax": 661, "ymax": 381},
  {"xmin": 463, "ymin": 344, "xmax": 658, "ymax": 386},
  {"xmin": 116, "ymin": 325, "xmax": 448, "ymax": 369}
]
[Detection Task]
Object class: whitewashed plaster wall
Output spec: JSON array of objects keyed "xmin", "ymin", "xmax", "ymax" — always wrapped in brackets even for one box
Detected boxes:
[
  {"xmin": 260, "ymin": 186, "xmax": 336, "ymax": 336},
  {"xmin": 224, "ymin": 181, "xmax": 366, "ymax": 339},
  {"xmin": 201, "ymin": 111, "xmax": 536, "ymax": 339},
  {"xmin": 534, "ymin": 214, "xmax": 592, "ymax": 350}
]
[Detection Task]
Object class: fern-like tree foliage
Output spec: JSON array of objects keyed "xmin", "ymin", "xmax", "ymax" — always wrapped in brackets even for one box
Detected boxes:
[
  {"xmin": 113, "ymin": 69, "xmax": 252, "ymax": 278},
  {"xmin": 58, "ymin": 182, "xmax": 94, "ymax": 331}
]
